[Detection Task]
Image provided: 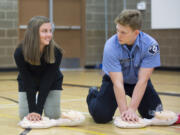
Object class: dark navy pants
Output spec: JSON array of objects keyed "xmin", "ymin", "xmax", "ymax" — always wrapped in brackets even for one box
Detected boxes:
[{"xmin": 86, "ymin": 75, "xmax": 162, "ymax": 123}]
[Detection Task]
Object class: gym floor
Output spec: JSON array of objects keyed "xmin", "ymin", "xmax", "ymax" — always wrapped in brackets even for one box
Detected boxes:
[{"xmin": 0, "ymin": 69, "xmax": 179, "ymax": 135}]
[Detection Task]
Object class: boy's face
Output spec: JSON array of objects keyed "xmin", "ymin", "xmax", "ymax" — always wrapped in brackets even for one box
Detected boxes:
[{"xmin": 116, "ymin": 23, "xmax": 139, "ymax": 45}]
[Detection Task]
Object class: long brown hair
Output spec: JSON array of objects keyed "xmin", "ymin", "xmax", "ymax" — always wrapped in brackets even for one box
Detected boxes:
[{"xmin": 22, "ymin": 16, "xmax": 62, "ymax": 65}]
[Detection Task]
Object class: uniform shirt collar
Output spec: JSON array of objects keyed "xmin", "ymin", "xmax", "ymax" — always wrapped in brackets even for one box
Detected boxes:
[
  {"xmin": 115, "ymin": 34, "xmax": 121, "ymax": 48},
  {"xmin": 133, "ymin": 31, "xmax": 142, "ymax": 48}
]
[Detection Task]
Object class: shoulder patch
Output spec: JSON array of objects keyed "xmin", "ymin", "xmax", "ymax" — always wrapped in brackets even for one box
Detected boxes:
[{"xmin": 148, "ymin": 44, "xmax": 160, "ymax": 55}]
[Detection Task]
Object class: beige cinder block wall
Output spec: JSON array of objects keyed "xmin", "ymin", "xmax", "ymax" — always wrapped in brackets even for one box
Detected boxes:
[
  {"xmin": 0, "ymin": 0, "xmax": 180, "ymax": 69},
  {"xmin": 85, "ymin": 0, "xmax": 180, "ymax": 68},
  {"xmin": 0, "ymin": 0, "xmax": 18, "ymax": 69}
]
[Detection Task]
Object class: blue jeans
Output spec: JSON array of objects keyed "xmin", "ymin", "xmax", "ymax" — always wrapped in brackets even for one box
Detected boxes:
[{"xmin": 86, "ymin": 75, "xmax": 162, "ymax": 123}]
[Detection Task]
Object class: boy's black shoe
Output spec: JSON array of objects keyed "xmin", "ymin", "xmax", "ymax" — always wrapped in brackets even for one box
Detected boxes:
[{"xmin": 89, "ymin": 86, "xmax": 98, "ymax": 94}]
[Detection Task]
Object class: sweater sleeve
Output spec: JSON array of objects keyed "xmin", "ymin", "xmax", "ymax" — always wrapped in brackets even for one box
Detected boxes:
[
  {"xmin": 36, "ymin": 48, "xmax": 62, "ymax": 115},
  {"xmin": 14, "ymin": 47, "xmax": 37, "ymax": 113}
]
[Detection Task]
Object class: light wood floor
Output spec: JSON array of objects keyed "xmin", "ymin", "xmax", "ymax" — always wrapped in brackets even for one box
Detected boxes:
[{"xmin": 0, "ymin": 69, "xmax": 180, "ymax": 135}]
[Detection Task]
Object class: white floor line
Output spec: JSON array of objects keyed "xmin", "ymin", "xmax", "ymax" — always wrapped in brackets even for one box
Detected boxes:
[
  {"xmin": 0, "ymin": 103, "xmax": 17, "ymax": 108},
  {"xmin": 61, "ymin": 109, "xmax": 90, "ymax": 115},
  {"xmin": 170, "ymin": 126, "xmax": 180, "ymax": 128},
  {"xmin": 61, "ymin": 98, "xmax": 85, "ymax": 103}
]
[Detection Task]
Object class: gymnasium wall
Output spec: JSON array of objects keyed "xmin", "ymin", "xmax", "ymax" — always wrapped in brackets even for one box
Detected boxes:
[
  {"xmin": 0, "ymin": 0, "xmax": 180, "ymax": 69},
  {"xmin": 85, "ymin": 0, "xmax": 122, "ymax": 66},
  {"xmin": 85, "ymin": 0, "xmax": 180, "ymax": 68},
  {"xmin": 0, "ymin": 0, "xmax": 18, "ymax": 69}
]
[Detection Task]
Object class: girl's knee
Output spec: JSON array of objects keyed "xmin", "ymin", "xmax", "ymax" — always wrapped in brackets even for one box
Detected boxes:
[
  {"xmin": 44, "ymin": 107, "xmax": 60, "ymax": 119},
  {"xmin": 19, "ymin": 110, "xmax": 28, "ymax": 120},
  {"xmin": 44, "ymin": 112, "xmax": 60, "ymax": 119}
]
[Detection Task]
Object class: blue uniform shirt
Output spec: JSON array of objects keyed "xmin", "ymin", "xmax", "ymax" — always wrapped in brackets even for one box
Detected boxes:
[{"xmin": 102, "ymin": 31, "xmax": 160, "ymax": 84}]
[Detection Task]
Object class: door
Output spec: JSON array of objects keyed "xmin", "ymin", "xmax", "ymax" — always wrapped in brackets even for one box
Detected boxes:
[{"xmin": 18, "ymin": 0, "xmax": 85, "ymax": 68}]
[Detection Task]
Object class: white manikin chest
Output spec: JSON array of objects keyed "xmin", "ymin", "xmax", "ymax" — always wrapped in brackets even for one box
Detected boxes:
[
  {"xmin": 114, "ymin": 110, "xmax": 178, "ymax": 128},
  {"xmin": 18, "ymin": 110, "xmax": 85, "ymax": 129}
]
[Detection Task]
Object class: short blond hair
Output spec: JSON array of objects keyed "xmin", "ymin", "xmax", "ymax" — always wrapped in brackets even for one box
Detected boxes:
[{"xmin": 114, "ymin": 9, "xmax": 142, "ymax": 30}]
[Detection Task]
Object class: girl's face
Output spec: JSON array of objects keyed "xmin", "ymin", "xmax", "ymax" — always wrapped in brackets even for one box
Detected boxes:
[{"xmin": 39, "ymin": 22, "xmax": 53, "ymax": 49}]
